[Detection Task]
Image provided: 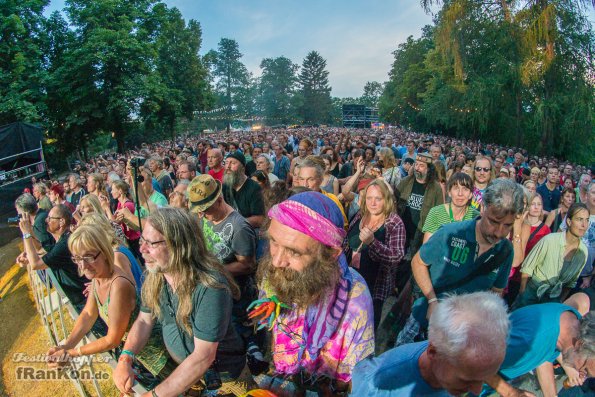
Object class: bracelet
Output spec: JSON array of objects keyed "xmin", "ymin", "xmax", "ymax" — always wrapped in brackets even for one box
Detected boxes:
[
  {"xmin": 152, "ymin": 388, "xmax": 159, "ymax": 397},
  {"xmin": 121, "ymin": 349, "xmax": 135, "ymax": 359},
  {"xmin": 23, "ymin": 233, "xmax": 32, "ymax": 239},
  {"xmin": 428, "ymin": 297, "xmax": 438, "ymax": 304},
  {"xmin": 118, "ymin": 355, "xmax": 133, "ymax": 364}
]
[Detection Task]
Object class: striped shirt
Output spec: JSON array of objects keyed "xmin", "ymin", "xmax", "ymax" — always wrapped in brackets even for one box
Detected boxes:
[{"xmin": 422, "ymin": 204, "xmax": 479, "ymax": 234}]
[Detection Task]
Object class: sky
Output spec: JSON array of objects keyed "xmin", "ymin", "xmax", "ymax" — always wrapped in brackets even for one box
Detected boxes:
[{"xmin": 44, "ymin": 1, "xmax": 595, "ymax": 98}]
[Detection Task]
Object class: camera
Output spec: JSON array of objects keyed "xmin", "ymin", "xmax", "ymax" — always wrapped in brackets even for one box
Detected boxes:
[
  {"xmin": 203, "ymin": 360, "xmax": 222, "ymax": 390},
  {"xmin": 129, "ymin": 157, "xmax": 145, "ymax": 168},
  {"xmin": 7, "ymin": 214, "xmax": 22, "ymax": 226}
]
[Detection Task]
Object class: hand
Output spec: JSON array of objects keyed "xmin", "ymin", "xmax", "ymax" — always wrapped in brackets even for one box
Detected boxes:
[
  {"xmin": 562, "ymin": 364, "xmax": 587, "ymax": 387},
  {"xmin": 359, "ymin": 226, "xmax": 374, "ymax": 245},
  {"xmin": 98, "ymin": 194, "xmax": 110, "ymax": 206},
  {"xmin": 82, "ymin": 282, "xmax": 92, "ymax": 298},
  {"xmin": 16, "ymin": 252, "xmax": 29, "ymax": 268},
  {"xmin": 580, "ymin": 276, "xmax": 592, "ymax": 289},
  {"xmin": 18, "ymin": 215, "xmax": 33, "ymax": 235},
  {"xmin": 47, "ymin": 346, "xmax": 70, "ymax": 369},
  {"xmin": 113, "ymin": 360, "xmax": 136, "ymax": 395},
  {"xmin": 355, "ymin": 157, "xmax": 365, "ymax": 173}
]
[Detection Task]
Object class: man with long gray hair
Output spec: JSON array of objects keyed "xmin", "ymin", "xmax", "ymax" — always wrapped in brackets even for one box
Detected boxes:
[
  {"xmin": 352, "ymin": 291, "xmax": 511, "ymax": 396},
  {"xmin": 397, "ymin": 178, "xmax": 524, "ymax": 345},
  {"xmin": 113, "ymin": 208, "xmax": 254, "ymax": 396}
]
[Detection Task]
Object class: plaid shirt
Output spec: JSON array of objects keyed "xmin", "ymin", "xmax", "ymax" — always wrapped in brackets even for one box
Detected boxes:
[{"xmin": 345, "ymin": 212, "xmax": 406, "ymax": 300}]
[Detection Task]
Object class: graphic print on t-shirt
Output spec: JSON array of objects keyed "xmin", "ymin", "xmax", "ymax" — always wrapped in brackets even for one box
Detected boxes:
[
  {"xmin": 408, "ymin": 192, "xmax": 424, "ymax": 211},
  {"xmin": 201, "ymin": 219, "xmax": 233, "ymax": 262},
  {"xmin": 446, "ymin": 237, "xmax": 470, "ymax": 267}
]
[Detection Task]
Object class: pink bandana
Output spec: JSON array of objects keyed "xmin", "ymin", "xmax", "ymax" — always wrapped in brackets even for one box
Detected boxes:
[{"xmin": 268, "ymin": 200, "xmax": 346, "ymax": 248}]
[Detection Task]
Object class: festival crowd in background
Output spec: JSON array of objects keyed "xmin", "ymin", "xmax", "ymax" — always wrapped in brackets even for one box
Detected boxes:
[{"xmin": 12, "ymin": 126, "xmax": 595, "ymax": 397}]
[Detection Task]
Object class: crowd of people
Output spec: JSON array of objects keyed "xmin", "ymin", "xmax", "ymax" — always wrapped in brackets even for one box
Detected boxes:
[{"xmin": 12, "ymin": 126, "xmax": 595, "ymax": 397}]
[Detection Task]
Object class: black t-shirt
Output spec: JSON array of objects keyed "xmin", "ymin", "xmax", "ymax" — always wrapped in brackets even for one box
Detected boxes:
[
  {"xmin": 223, "ymin": 178, "xmax": 265, "ymax": 219},
  {"xmin": 69, "ymin": 188, "xmax": 86, "ymax": 208},
  {"xmin": 402, "ymin": 180, "xmax": 426, "ymax": 241},
  {"xmin": 33, "ymin": 209, "xmax": 55, "ymax": 252},
  {"xmin": 244, "ymin": 161, "xmax": 256, "ymax": 177},
  {"xmin": 42, "ymin": 232, "xmax": 89, "ymax": 307},
  {"xmin": 338, "ymin": 161, "xmax": 354, "ymax": 179},
  {"xmin": 141, "ymin": 277, "xmax": 246, "ymax": 378}
]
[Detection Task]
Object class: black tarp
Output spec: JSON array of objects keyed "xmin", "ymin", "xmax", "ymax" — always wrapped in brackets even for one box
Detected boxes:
[{"xmin": 0, "ymin": 122, "xmax": 43, "ymax": 166}]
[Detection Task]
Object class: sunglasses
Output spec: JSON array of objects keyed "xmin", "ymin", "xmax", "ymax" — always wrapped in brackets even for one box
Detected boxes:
[{"xmin": 474, "ymin": 167, "xmax": 491, "ymax": 173}]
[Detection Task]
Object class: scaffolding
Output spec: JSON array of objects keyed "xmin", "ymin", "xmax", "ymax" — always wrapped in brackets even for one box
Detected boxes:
[{"xmin": 342, "ymin": 105, "xmax": 379, "ymax": 128}]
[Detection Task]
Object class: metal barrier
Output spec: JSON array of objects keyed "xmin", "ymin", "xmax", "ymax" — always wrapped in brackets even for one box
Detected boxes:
[{"xmin": 28, "ymin": 267, "xmax": 148, "ymax": 396}]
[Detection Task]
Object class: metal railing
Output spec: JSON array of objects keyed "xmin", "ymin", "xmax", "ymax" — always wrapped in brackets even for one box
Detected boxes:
[{"xmin": 28, "ymin": 267, "xmax": 148, "ymax": 396}]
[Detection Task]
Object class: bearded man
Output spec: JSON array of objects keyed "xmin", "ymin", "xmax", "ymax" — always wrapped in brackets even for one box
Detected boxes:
[
  {"xmin": 254, "ymin": 191, "xmax": 374, "ymax": 396},
  {"xmin": 222, "ymin": 151, "xmax": 265, "ymax": 229}
]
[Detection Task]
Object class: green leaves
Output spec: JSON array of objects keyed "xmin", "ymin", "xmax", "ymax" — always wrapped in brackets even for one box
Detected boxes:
[{"xmin": 299, "ymin": 51, "xmax": 332, "ymax": 125}]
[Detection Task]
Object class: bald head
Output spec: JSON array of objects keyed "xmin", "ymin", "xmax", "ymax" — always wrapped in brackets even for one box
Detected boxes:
[{"xmin": 207, "ymin": 148, "xmax": 223, "ymax": 169}]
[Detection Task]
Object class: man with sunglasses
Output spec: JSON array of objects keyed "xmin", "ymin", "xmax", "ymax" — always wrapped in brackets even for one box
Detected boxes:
[
  {"xmin": 18, "ymin": 204, "xmax": 88, "ymax": 310},
  {"xmin": 470, "ymin": 156, "xmax": 495, "ymax": 211}
]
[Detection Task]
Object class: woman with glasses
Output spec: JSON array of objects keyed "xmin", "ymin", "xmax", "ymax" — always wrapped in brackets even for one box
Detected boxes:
[
  {"xmin": 470, "ymin": 156, "xmax": 495, "ymax": 211},
  {"xmin": 46, "ymin": 225, "xmax": 169, "ymax": 381}
]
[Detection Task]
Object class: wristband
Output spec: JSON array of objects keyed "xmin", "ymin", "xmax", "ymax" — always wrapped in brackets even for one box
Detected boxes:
[
  {"xmin": 23, "ymin": 233, "xmax": 32, "ymax": 239},
  {"xmin": 152, "ymin": 388, "xmax": 159, "ymax": 397},
  {"xmin": 118, "ymin": 355, "xmax": 133, "ymax": 364},
  {"xmin": 427, "ymin": 297, "xmax": 438, "ymax": 304},
  {"xmin": 121, "ymin": 349, "xmax": 135, "ymax": 359}
]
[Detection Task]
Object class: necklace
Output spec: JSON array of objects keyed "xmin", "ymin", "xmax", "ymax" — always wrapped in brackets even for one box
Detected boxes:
[{"xmin": 448, "ymin": 203, "xmax": 466, "ymax": 222}]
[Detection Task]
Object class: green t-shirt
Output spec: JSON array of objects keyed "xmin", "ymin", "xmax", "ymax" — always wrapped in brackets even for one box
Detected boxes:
[
  {"xmin": 135, "ymin": 190, "xmax": 169, "ymax": 218},
  {"xmin": 141, "ymin": 275, "xmax": 245, "ymax": 378},
  {"xmin": 422, "ymin": 204, "xmax": 479, "ymax": 234}
]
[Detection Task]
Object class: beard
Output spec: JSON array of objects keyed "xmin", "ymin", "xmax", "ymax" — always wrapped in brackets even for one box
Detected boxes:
[
  {"xmin": 257, "ymin": 248, "xmax": 341, "ymax": 309},
  {"xmin": 224, "ymin": 168, "xmax": 242, "ymax": 188},
  {"xmin": 414, "ymin": 170, "xmax": 427, "ymax": 181}
]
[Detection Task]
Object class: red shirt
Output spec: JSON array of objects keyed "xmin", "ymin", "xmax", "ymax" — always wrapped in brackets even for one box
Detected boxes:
[
  {"xmin": 208, "ymin": 167, "xmax": 224, "ymax": 182},
  {"xmin": 117, "ymin": 200, "xmax": 141, "ymax": 241}
]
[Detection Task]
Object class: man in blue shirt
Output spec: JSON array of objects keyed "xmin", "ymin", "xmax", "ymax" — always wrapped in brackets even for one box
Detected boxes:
[
  {"xmin": 352, "ymin": 291, "xmax": 510, "ymax": 397},
  {"xmin": 484, "ymin": 297, "xmax": 595, "ymax": 397}
]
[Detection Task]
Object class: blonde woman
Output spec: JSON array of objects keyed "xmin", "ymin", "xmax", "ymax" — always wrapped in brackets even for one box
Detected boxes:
[
  {"xmin": 47, "ymin": 225, "xmax": 168, "ymax": 379},
  {"xmin": 378, "ymin": 147, "xmax": 401, "ymax": 191}
]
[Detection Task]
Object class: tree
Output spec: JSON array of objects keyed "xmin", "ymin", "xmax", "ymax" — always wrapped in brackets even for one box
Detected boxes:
[
  {"xmin": 0, "ymin": 0, "xmax": 48, "ymax": 124},
  {"xmin": 207, "ymin": 38, "xmax": 250, "ymax": 132},
  {"xmin": 360, "ymin": 81, "xmax": 384, "ymax": 107},
  {"xmin": 141, "ymin": 5, "xmax": 213, "ymax": 141},
  {"xmin": 258, "ymin": 56, "xmax": 299, "ymax": 124},
  {"xmin": 58, "ymin": 0, "xmax": 157, "ymax": 153},
  {"xmin": 298, "ymin": 51, "xmax": 332, "ymax": 124}
]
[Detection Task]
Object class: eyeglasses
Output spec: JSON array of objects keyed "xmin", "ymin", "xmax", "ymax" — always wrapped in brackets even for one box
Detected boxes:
[
  {"xmin": 71, "ymin": 251, "xmax": 101, "ymax": 265},
  {"xmin": 140, "ymin": 236, "xmax": 166, "ymax": 249},
  {"xmin": 474, "ymin": 167, "xmax": 491, "ymax": 173},
  {"xmin": 47, "ymin": 216, "xmax": 62, "ymax": 221}
]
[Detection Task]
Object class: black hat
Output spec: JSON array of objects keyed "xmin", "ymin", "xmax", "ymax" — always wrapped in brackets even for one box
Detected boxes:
[{"xmin": 226, "ymin": 151, "xmax": 246, "ymax": 167}]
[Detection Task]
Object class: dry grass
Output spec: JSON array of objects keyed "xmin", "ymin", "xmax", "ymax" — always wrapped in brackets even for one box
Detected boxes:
[{"xmin": 0, "ymin": 238, "xmax": 119, "ymax": 397}]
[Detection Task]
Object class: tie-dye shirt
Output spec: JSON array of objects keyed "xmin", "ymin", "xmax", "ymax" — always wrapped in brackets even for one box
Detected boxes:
[{"xmin": 270, "ymin": 270, "xmax": 375, "ymax": 383}]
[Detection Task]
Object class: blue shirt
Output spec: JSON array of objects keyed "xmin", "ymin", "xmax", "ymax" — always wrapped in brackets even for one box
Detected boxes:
[
  {"xmin": 500, "ymin": 303, "xmax": 581, "ymax": 380},
  {"xmin": 537, "ymin": 183, "xmax": 561, "ymax": 212},
  {"xmin": 351, "ymin": 341, "xmax": 450, "ymax": 397},
  {"xmin": 412, "ymin": 218, "xmax": 512, "ymax": 326}
]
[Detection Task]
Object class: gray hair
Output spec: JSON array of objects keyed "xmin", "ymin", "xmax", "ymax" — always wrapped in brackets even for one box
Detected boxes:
[
  {"xmin": 69, "ymin": 173, "xmax": 82, "ymax": 185},
  {"xmin": 297, "ymin": 155, "xmax": 325, "ymax": 180},
  {"xmin": 482, "ymin": 179, "xmax": 525, "ymax": 216},
  {"xmin": 428, "ymin": 291, "xmax": 510, "ymax": 362},
  {"xmin": 256, "ymin": 155, "xmax": 272, "ymax": 171},
  {"xmin": 107, "ymin": 172, "xmax": 120, "ymax": 183},
  {"xmin": 15, "ymin": 193, "xmax": 38, "ymax": 214},
  {"xmin": 578, "ymin": 311, "xmax": 595, "ymax": 359},
  {"xmin": 34, "ymin": 182, "xmax": 47, "ymax": 194},
  {"xmin": 149, "ymin": 156, "xmax": 163, "ymax": 167}
]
